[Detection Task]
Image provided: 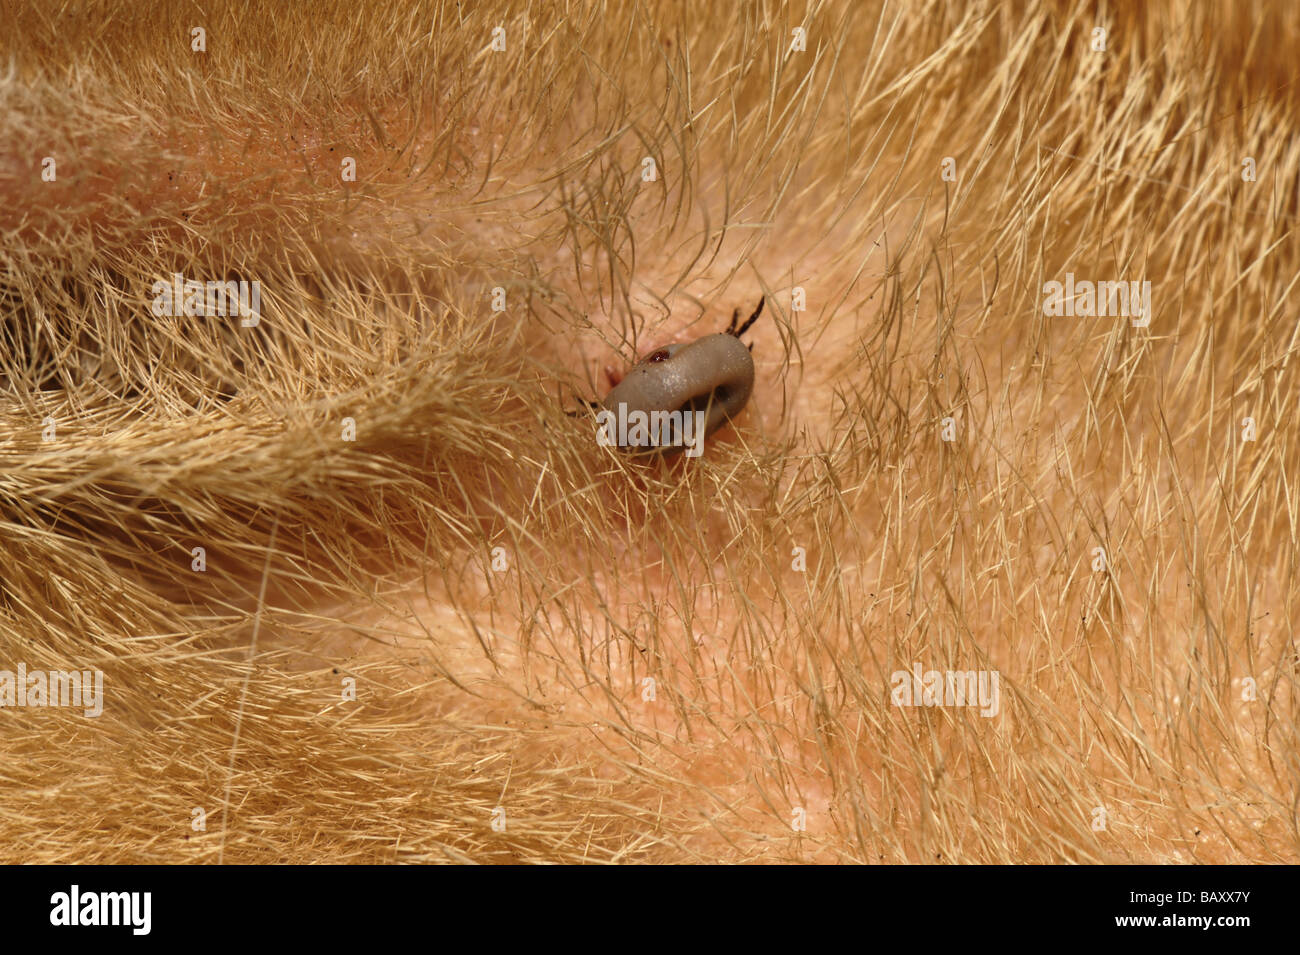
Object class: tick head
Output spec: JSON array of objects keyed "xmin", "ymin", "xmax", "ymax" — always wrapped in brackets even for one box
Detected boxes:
[{"xmin": 637, "ymin": 343, "xmax": 684, "ymax": 365}]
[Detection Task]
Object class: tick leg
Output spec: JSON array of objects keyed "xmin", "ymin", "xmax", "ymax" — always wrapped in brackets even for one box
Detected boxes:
[
  {"xmin": 565, "ymin": 398, "xmax": 602, "ymax": 417},
  {"xmin": 730, "ymin": 296, "xmax": 764, "ymax": 340}
]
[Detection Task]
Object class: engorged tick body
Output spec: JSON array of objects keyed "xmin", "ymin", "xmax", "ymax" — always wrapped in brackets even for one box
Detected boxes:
[{"xmin": 596, "ymin": 297, "xmax": 763, "ymax": 456}]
